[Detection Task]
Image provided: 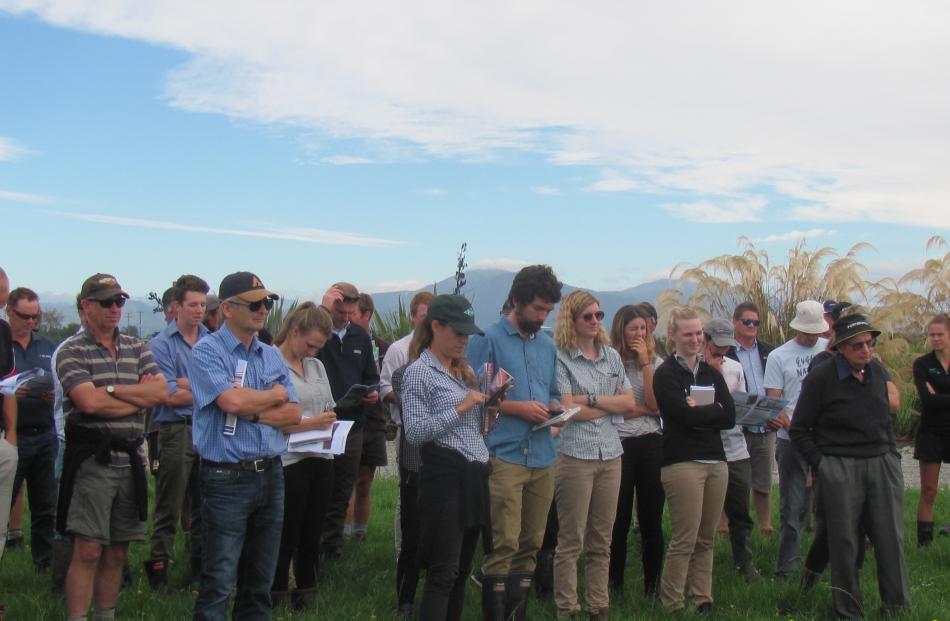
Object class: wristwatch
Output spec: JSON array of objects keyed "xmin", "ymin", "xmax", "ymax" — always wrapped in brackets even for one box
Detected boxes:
[
  {"xmin": 106, "ymin": 384, "xmax": 116, "ymax": 396},
  {"xmin": 587, "ymin": 392, "xmax": 598, "ymax": 408}
]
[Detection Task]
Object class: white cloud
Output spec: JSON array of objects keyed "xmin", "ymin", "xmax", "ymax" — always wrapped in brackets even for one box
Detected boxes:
[
  {"xmin": 661, "ymin": 197, "xmax": 766, "ymax": 224},
  {"xmin": 49, "ymin": 210, "xmax": 405, "ymax": 246},
  {"xmin": 368, "ymin": 279, "xmax": 426, "ymax": 293},
  {"xmin": 0, "ymin": 189, "xmax": 52, "ymax": 204},
  {"xmin": 585, "ymin": 169, "xmax": 643, "ymax": 193},
  {"xmin": 471, "ymin": 257, "xmax": 530, "ymax": 272},
  {"xmin": 753, "ymin": 228, "xmax": 837, "ymax": 243},
  {"xmin": 320, "ymin": 155, "xmax": 374, "ymax": 165},
  {"xmin": 0, "ymin": 137, "xmax": 29, "ymax": 161},
  {"xmin": 531, "ymin": 185, "xmax": 560, "ymax": 196},
  {"xmin": 417, "ymin": 187, "xmax": 447, "ymax": 197},
  {"xmin": 6, "ymin": 1, "xmax": 950, "ymax": 226}
]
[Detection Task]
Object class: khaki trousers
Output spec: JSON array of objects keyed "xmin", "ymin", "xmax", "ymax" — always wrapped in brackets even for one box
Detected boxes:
[
  {"xmin": 482, "ymin": 458, "xmax": 555, "ymax": 576},
  {"xmin": 659, "ymin": 461, "xmax": 728, "ymax": 612},
  {"xmin": 553, "ymin": 454, "xmax": 621, "ymax": 614}
]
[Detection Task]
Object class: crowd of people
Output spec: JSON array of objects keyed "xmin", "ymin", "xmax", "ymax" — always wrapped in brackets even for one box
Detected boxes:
[{"xmin": 0, "ymin": 262, "xmax": 946, "ymax": 620}]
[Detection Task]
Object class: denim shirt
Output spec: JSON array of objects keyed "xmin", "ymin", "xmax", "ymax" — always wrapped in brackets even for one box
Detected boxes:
[
  {"xmin": 148, "ymin": 319, "xmax": 209, "ymax": 423},
  {"xmin": 466, "ymin": 317, "xmax": 560, "ymax": 468}
]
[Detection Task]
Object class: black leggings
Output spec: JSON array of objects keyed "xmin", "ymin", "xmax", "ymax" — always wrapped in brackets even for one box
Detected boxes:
[{"xmin": 272, "ymin": 458, "xmax": 334, "ymax": 591}]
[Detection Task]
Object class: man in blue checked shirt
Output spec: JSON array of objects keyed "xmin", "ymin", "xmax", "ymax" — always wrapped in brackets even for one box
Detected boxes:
[
  {"xmin": 190, "ymin": 272, "xmax": 301, "ymax": 621},
  {"xmin": 466, "ymin": 265, "xmax": 563, "ymax": 621}
]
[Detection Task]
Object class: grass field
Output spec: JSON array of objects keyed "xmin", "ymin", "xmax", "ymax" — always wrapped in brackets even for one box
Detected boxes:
[{"xmin": 2, "ymin": 477, "xmax": 950, "ymax": 619}]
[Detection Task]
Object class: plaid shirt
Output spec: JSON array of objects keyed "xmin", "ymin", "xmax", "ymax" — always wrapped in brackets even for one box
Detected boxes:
[
  {"xmin": 555, "ymin": 345, "xmax": 629, "ymax": 461},
  {"xmin": 401, "ymin": 349, "xmax": 488, "ymax": 463}
]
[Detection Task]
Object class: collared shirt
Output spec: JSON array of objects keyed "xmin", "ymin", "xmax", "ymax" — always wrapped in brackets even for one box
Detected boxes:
[
  {"xmin": 12, "ymin": 332, "xmax": 56, "ymax": 430},
  {"xmin": 555, "ymin": 344, "xmax": 628, "ymax": 461},
  {"xmin": 190, "ymin": 323, "xmax": 298, "ymax": 463},
  {"xmin": 57, "ymin": 328, "xmax": 160, "ymax": 465},
  {"xmin": 148, "ymin": 320, "xmax": 209, "ymax": 423},
  {"xmin": 735, "ymin": 340, "xmax": 768, "ymax": 433},
  {"xmin": 332, "ymin": 321, "xmax": 349, "ymax": 342},
  {"xmin": 401, "ymin": 349, "xmax": 488, "ymax": 463},
  {"xmin": 380, "ymin": 331, "xmax": 412, "ymax": 422},
  {"xmin": 466, "ymin": 317, "xmax": 560, "ymax": 468},
  {"xmin": 719, "ymin": 357, "xmax": 750, "ymax": 462},
  {"xmin": 283, "ymin": 356, "xmax": 335, "ymax": 466},
  {"xmin": 52, "ymin": 327, "xmax": 84, "ymax": 442},
  {"xmin": 615, "ymin": 356, "xmax": 663, "ymax": 438}
]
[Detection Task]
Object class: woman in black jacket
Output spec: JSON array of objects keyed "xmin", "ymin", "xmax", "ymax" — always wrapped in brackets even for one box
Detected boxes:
[{"xmin": 652, "ymin": 307, "xmax": 735, "ymax": 614}]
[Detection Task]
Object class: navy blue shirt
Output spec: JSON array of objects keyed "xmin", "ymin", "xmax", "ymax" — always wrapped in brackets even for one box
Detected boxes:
[
  {"xmin": 13, "ymin": 332, "xmax": 55, "ymax": 430},
  {"xmin": 316, "ymin": 322, "xmax": 380, "ymax": 422}
]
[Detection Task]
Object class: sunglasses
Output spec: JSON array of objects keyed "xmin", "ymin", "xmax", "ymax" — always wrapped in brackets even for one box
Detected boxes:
[
  {"xmin": 581, "ymin": 310, "xmax": 605, "ymax": 322},
  {"xmin": 846, "ymin": 337, "xmax": 876, "ymax": 352},
  {"xmin": 739, "ymin": 319, "xmax": 761, "ymax": 327},
  {"xmin": 11, "ymin": 309, "xmax": 41, "ymax": 322},
  {"xmin": 341, "ymin": 296, "xmax": 361, "ymax": 304},
  {"xmin": 229, "ymin": 297, "xmax": 275, "ymax": 312},
  {"xmin": 97, "ymin": 297, "xmax": 127, "ymax": 309}
]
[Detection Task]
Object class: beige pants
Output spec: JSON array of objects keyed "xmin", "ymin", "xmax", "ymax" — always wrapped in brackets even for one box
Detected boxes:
[
  {"xmin": 482, "ymin": 458, "xmax": 554, "ymax": 576},
  {"xmin": 553, "ymin": 454, "xmax": 621, "ymax": 614},
  {"xmin": 0, "ymin": 432, "xmax": 19, "ymax": 560},
  {"xmin": 659, "ymin": 461, "xmax": 728, "ymax": 612}
]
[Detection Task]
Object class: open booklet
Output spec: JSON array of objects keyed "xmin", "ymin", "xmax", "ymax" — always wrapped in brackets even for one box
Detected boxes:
[
  {"xmin": 287, "ymin": 420, "xmax": 355, "ymax": 456},
  {"xmin": 532, "ymin": 406, "xmax": 582, "ymax": 431},
  {"xmin": 477, "ymin": 363, "xmax": 514, "ymax": 434},
  {"xmin": 731, "ymin": 391, "xmax": 788, "ymax": 427}
]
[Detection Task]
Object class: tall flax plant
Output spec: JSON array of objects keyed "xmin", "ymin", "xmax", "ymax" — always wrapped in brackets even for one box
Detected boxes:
[
  {"xmin": 264, "ymin": 297, "xmax": 299, "ymax": 336},
  {"xmin": 661, "ymin": 237, "xmax": 872, "ymax": 344},
  {"xmin": 372, "ymin": 296, "xmax": 414, "ymax": 343}
]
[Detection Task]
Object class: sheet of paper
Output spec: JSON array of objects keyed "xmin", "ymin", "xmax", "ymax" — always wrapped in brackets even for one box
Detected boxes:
[
  {"xmin": 0, "ymin": 368, "xmax": 45, "ymax": 396},
  {"xmin": 532, "ymin": 406, "xmax": 582, "ymax": 431},
  {"xmin": 689, "ymin": 385, "xmax": 715, "ymax": 406},
  {"xmin": 291, "ymin": 420, "xmax": 355, "ymax": 456},
  {"xmin": 287, "ymin": 427, "xmax": 333, "ymax": 450}
]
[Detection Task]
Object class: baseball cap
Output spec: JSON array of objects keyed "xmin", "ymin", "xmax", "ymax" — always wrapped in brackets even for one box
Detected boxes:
[
  {"xmin": 218, "ymin": 272, "xmax": 279, "ymax": 302},
  {"xmin": 80, "ymin": 273, "xmax": 129, "ymax": 301},
  {"xmin": 428, "ymin": 294, "xmax": 484, "ymax": 336},
  {"xmin": 704, "ymin": 317, "xmax": 737, "ymax": 348}
]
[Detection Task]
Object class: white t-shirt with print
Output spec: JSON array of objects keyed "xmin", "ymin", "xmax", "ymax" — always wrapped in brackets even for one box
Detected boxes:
[{"xmin": 764, "ymin": 337, "xmax": 828, "ymax": 440}]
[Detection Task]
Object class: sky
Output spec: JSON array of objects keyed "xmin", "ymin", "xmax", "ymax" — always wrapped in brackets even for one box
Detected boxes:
[{"xmin": 1, "ymin": 1, "xmax": 949, "ymax": 300}]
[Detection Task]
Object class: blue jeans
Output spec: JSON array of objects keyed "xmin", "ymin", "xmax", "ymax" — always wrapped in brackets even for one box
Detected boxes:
[
  {"xmin": 193, "ymin": 461, "xmax": 284, "ymax": 621},
  {"xmin": 11, "ymin": 430, "xmax": 58, "ymax": 569},
  {"xmin": 776, "ymin": 437, "xmax": 808, "ymax": 574}
]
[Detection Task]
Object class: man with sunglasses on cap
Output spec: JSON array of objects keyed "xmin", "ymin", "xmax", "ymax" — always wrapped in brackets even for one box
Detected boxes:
[
  {"xmin": 727, "ymin": 302, "xmax": 776, "ymax": 536},
  {"xmin": 56, "ymin": 273, "xmax": 168, "ymax": 621},
  {"xmin": 189, "ymin": 271, "xmax": 301, "ymax": 620},
  {"xmin": 317, "ymin": 282, "xmax": 380, "ymax": 560},
  {"xmin": 790, "ymin": 315, "xmax": 911, "ymax": 619}
]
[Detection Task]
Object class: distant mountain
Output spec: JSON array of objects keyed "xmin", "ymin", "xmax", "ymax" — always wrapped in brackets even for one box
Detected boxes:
[{"xmin": 369, "ymin": 269, "xmax": 687, "ymax": 329}]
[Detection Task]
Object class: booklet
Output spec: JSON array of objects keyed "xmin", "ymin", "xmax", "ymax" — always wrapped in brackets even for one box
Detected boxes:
[
  {"xmin": 689, "ymin": 385, "xmax": 716, "ymax": 406},
  {"xmin": 0, "ymin": 368, "xmax": 45, "ymax": 396},
  {"xmin": 532, "ymin": 406, "xmax": 582, "ymax": 431},
  {"xmin": 288, "ymin": 420, "xmax": 355, "ymax": 456},
  {"xmin": 731, "ymin": 391, "xmax": 788, "ymax": 427},
  {"xmin": 287, "ymin": 427, "xmax": 334, "ymax": 451},
  {"xmin": 477, "ymin": 363, "xmax": 514, "ymax": 434},
  {"xmin": 335, "ymin": 383, "xmax": 380, "ymax": 411}
]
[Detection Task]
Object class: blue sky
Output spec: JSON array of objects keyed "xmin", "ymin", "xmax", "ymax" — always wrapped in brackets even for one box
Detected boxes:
[{"xmin": 1, "ymin": 2, "xmax": 948, "ymax": 300}]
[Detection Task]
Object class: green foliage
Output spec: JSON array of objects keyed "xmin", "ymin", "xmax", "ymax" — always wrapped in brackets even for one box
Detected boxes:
[
  {"xmin": 265, "ymin": 297, "xmax": 299, "ymax": 337},
  {"xmin": 372, "ymin": 296, "xmax": 414, "ymax": 342}
]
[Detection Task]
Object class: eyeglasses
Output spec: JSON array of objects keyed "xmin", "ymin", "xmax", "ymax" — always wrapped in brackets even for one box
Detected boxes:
[
  {"xmin": 229, "ymin": 297, "xmax": 275, "ymax": 312},
  {"xmin": 11, "ymin": 309, "xmax": 41, "ymax": 322},
  {"xmin": 97, "ymin": 297, "xmax": 126, "ymax": 309},
  {"xmin": 846, "ymin": 337, "xmax": 876, "ymax": 352},
  {"xmin": 739, "ymin": 319, "xmax": 761, "ymax": 327},
  {"xmin": 581, "ymin": 311, "xmax": 605, "ymax": 322}
]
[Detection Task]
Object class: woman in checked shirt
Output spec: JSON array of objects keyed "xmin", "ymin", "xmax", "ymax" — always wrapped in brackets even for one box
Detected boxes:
[
  {"xmin": 552, "ymin": 290, "xmax": 637, "ymax": 620},
  {"xmin": 400, "ymin": 294, "xmax": 490, "ymax": 621}
]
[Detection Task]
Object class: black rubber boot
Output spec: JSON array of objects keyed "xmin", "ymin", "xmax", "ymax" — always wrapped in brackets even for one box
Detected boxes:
[
  {"xmin": 505, "ymin": 573, "xmax": 532, "ymax": 621},
  {"xmin": 533, "ymin": 549, "xmax": 555, "ymax": 599},
  {"xmin": 143, "ymin": 559, "xmax": 168, "ymax": 591},
  {"xmin": 918, "ymin": 520, "xmax": 935, "ymax": 547},
  {"xmin": 481, "ymin": 575, "xmax": 506, "ymax": 621}
]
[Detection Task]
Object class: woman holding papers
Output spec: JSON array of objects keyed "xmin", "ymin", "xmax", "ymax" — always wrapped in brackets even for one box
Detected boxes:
[
  {"xmin": 271, "ymin": 302, "xmax": 337, "ymax": 610},
  {"xmin": 552, "ymin": 290, "xmax": 636, "ymax": 620},
  {"xmin": 400, "ymin": 294, "xmax": 489, "ymax": 621},
  {"xmin": 607, "ymin": 304, "xmax": 666, "ymax": 597},
  {"xmin": 652, "ymin": 307, "xmax": 735, "ymax": 614}
]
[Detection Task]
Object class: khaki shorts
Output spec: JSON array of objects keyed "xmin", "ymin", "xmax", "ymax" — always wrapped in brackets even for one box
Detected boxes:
[{"xmin": 67, "ymin": 456, "xmax": 147, "ymax": 545}]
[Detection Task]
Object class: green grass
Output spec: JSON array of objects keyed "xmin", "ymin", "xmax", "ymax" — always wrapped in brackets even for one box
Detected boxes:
[{"xmin": 3, "ymin": 479, "xmax": 950, "ymax": 619}]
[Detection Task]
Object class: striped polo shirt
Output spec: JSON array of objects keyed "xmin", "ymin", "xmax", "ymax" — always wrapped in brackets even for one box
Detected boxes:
[{"xmin": 57, "ymin": 328, "xmax": 160, "ymax": 465}]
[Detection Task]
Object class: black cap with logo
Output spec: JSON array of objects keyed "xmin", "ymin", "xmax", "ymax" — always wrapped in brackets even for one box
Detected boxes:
[{"xmin": 428, "ymin": 294, "xmax": 483, "ymax": 336}]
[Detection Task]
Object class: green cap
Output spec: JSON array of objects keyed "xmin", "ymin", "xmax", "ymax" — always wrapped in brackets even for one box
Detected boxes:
[{"xmin": 428, "ymin": 294, "xmax": 483, "ymax": 336}]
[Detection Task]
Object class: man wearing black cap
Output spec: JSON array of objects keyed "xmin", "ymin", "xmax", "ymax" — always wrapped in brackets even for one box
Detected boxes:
[
  {"xmin": 317, "ymin": 282, "xmax": 380, "ymax": 559},
  {"xmin": 189, "ymin": 271, "xmax": 302, "ymax": 620},
  {"xmin": 56, "ymin": 273, "xmax": 168, "ymax": 621},
  {"xmin": 790, "ymin": 315, "xmax": 911, "ymax": 619}
]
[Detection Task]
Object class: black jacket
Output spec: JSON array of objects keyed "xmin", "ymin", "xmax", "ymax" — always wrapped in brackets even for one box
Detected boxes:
[
  {"xmin": 726, "ymin": 340, "xmax": 775, "ymax": 392},
  {"xmin": 653, "ymin": 356, "xmax": 736, "ymax": 466},
  {"xmin": 913, "ymin": 351, "xmax": 950, "ymax": 433},
  {"xmin": 317, "ymin": 322, "xmax": 380, "ymax": 423}
]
